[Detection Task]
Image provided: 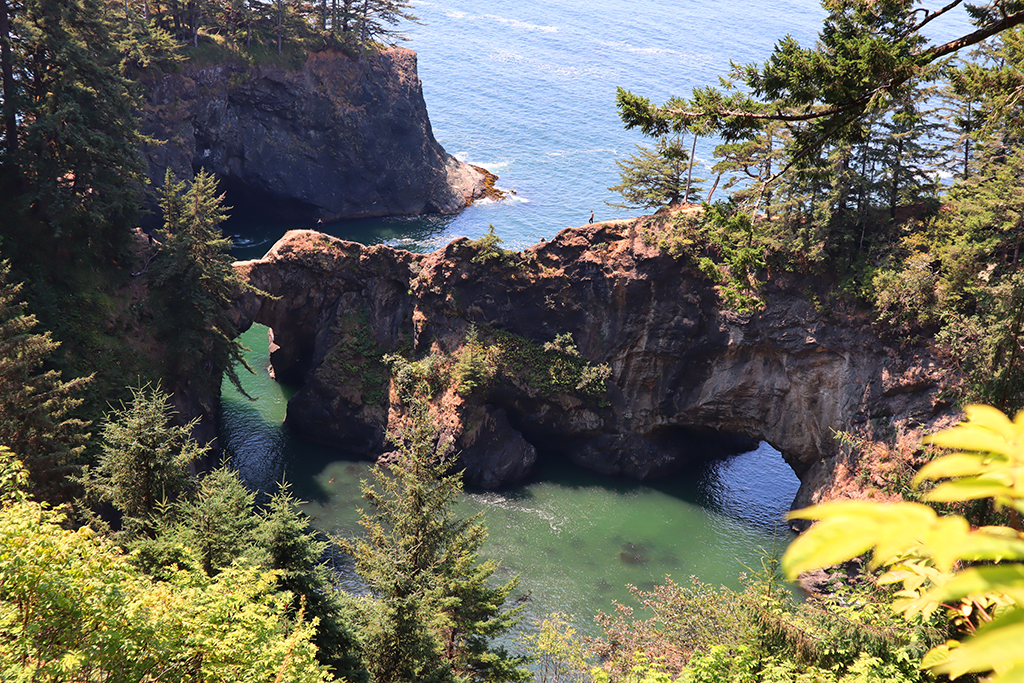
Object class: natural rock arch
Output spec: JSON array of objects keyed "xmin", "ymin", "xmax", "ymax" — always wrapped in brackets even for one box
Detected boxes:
[{"xmin": 232, "ymin": 222, "xmax": 955, "ymax": 507}]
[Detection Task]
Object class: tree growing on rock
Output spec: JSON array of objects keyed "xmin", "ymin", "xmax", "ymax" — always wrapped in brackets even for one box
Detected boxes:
[
  {"xmin": 148, "ymin": 169, "xmax": 263, "ymax": 397},
  {"xmin": 608, "ymin": 136, "xmax": 704, "ymax": 210}
]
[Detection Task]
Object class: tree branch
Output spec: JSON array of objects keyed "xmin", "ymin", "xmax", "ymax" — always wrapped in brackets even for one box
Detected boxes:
[
  {"xmin": 923, "ymin": 9, "xmax": 1024, "ymax": 60},
  {"xmin": 649, "ymin": 9, "xmax": 1024, "ymax": 127}
]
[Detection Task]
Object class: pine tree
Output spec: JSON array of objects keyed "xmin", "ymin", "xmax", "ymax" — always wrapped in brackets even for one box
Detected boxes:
[
  {"xmin": 608, "ymin": 136, "xmax": 703, "ymax": 210},
  {"xmin": 256, "ymin": 481, "xmax": 369, "ymax": 682},
  {"xmin": 1, "ymin": 0, "xmax": 146, "ymax": 254},
  {"xmin": 340, "ymin": 402, "xmax": 529, "ymax": 683},
  {"xmin": 169, "ymin": 465, "xmax": 260, "ymax": 576},
  {"xmin": 77, "ymin": 382, "xmax": 205, "ymax": 527},
  {"xmin": 0, "ymin": 261, "xmax": 90, "ymax": 501},
  {"xmin": 149, "ymin": 169, "xmax": 261, "ymax": 397}
]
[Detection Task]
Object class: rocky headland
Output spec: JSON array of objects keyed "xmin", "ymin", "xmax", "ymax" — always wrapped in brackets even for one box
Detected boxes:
[
  {"xmin": 232, "ymin": 219, "xmax": 958, "ymax": 508},
  {"xmin": 140, "ymin": 47, "xmax": 488, "ymax": 222}
]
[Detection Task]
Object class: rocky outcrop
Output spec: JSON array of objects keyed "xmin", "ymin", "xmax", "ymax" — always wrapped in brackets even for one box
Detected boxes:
[
  {"xmin": 141, "ymin": 48, "xmax": 486, "ymax": 222},
  {"xmin": 232, "ymin": 222, "xmax": 957, "ymax": 503}
]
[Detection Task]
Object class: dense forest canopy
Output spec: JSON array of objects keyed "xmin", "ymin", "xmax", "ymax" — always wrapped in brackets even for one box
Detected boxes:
[{"xmin": 612, "ymin": 0, "xmax": 1024, "ymax": 412}]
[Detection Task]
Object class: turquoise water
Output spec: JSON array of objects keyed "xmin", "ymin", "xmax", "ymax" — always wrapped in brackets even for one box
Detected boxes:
[
  {"xmin": 220, "ymin": 0, "xmax": 976, "ymax": 633},
  {"xmin": 222, "ymin": 325, "xmax": 798, "ymax": 633}
]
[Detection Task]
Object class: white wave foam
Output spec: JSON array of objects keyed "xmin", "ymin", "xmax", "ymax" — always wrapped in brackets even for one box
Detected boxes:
[
  {"xmin": 472, "ymin": 160, "xmax": 511, "ymax": 171},
  {"xmin": 482, "ymin": 13, "xmax": 558, "ymax": 33},
  {"xmin": 444, "ymin": 10, "xmax": 468, "ymax": 19},
  {"xmin": 489, "ymin": 50, "xmax": 601, "ymax": 79},
  {"xmin": 598, "ymin": 39, "xmax": 714, "ymax": 64},
  {"xmin": 546, "ymin": 148, "xmax": 618, "ymax": 158},
  {"xmin": 469, "ymin": 492, "xmax": 565, "ymax": 533}
]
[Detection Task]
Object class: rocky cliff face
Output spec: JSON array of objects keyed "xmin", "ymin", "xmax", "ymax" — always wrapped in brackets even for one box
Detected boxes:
[
  {"xmin": 233, "ymin": 222, "xmax": 957, "ymax": 507},
  {"xmin": 141, "ymin": 48, "xmax": 486, "ymax": 221}
]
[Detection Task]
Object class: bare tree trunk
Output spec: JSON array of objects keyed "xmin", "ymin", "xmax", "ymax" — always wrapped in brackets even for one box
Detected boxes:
[
  {"xmin": 0, "ymin": 0, "xmax": 17, "ymax": 156},
  {"xmin": 706, "ymin": 173, "xmax": 722, "ymax": 203},
  {"xmin": 277, "ymin": 0, "xmax": 283, "ymax": 55},
  {"xmin": 360, "ymin": 0, "xmax": 369, "ymax": 47},
  {"xmin": 684, "ymin": 134, "xmax": 697, "ymax": 203}
]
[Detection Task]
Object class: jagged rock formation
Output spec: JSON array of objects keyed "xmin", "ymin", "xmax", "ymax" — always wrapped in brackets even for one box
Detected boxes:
[
  {"xmin": 232, "ymin": 222, "xmax": 956, "ymax": 505},
  {"xmin": 140, "ymin": 48, "xmax": 486, "ymax": 221}
]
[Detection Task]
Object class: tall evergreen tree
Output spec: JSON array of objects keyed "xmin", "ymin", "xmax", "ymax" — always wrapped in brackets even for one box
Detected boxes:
[
  {"xmin": 256, "ymin": 481, "xmax": 369, "ymax": 682},
  {"xmin": 0, "ymin": 0, "xmax": 146, "ymax": 255},
  {"xmin": 149, "ymin": 169, "xmax": 261, "ymax": 396},
  {"xmin": 608, "ymin": 136, "xmax": 703, "ymax": 210},
  {"xmin": 0, "ymin": 261, "xmax": 90, "ymax": 501},
  {"xmin": 340, "ymin": 403, "xmax": 529, "ymax": 683}
]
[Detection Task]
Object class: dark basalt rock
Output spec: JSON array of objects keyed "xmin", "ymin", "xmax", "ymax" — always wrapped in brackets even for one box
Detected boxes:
[
  {"xmin": 231, "ymin": 220, "xmax": 958, "ymax": 504},
  {"xmin": 140, "ymin": 48, "xmax": 486, "ymax": 223}
]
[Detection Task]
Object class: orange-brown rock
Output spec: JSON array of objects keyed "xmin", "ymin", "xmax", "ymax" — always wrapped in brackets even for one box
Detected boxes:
[{"xmin": 233, "ymin": 221, "xmax": 957, "ymax": 504}]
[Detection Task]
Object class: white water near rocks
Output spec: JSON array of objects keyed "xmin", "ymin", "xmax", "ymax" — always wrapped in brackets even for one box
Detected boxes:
[{"xmin": 221, "ymin": 0, "xmax": 973, "ymax": 635}]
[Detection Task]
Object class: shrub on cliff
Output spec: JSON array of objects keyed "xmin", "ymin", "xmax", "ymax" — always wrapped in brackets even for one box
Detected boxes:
[
  {"xmin": 0, "ymin": 455, "xmax": 330, "ymax": 683},
  {"xmin": 784, "ymin": 405, "xmax": 1024, "ymax": 683}
]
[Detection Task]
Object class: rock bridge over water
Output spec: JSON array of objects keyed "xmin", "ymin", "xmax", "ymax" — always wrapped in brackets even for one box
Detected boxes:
[{"xmin": 232, "ymin": 222, "xmax": 955, "ymax": 508}]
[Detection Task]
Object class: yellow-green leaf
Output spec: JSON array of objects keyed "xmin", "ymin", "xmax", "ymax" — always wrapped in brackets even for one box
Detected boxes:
[
  {"xmin": 931, "ymin": 609, "xmax": 1024, "ymax": 679},
  {"xmin": 914, "ymin": 453, "xmax": 997, "ymax": 486},
  {"xmin": 924, "ymin": 477, "xmax": 1016, "ymax": 502}
]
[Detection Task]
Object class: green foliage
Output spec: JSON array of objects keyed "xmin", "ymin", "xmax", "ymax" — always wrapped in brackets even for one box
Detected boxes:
[
  {"xmin": 385, "ymin": 350, "xmax": 451, "ymax": 403},
  {"xmin": 470, "ymin": 226, "xmax": 521, "ymax": 269},
  {"xmin": 609, "ymin": 136, "xmax": 704, "ymax": 210},
  {"xmin": 489, "ymin": 329, "xmax": 610, "ymax": 402},
  {"xmin": 0, "ymin": 0, "xmax": 146, "ymax": 255},
  {"xmin": 321, "ymin": 305, "xmax": 390, "ymax": 405},
  {"xmin": 77, "ymin": 382, "xmax": 204, "ymax": 526},
  {"xmin": 0, "ymin": 496, "xmax": 330, "ymax": 682},
  {"xmin": 454, "ymin": 327, "xmax": 497, "ymax": 397},
  {"xmin": 524, "ymin": 613, "xmax": 594, "ymax": 683},
  {"xmin": 0, "ymin": 261, "xmax": 91, "ymax": 502},
  {"xmin": 784, "ymin": 404, "xmax": 1024, "ymax": 683},
  {"xmin": 256, "ymin": 481, "xmax": 368, "ymax": 681},
  {"xmin": 591, "ymin": 561, "xmax": 940, "ymax": 683},
  {"xmin": 149, "ymin": 169, "xmax": 263, "ymax": 397},
  {"xmin": 338, "ymin": 402, "xmax": 529, "ymax": 683},
  {"xmin": 641, "ymin": 203, "xmax": 767, "ymax": 313}
]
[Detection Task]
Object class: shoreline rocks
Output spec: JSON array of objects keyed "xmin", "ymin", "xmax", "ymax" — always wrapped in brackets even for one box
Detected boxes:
[{"xmin": 140, "ymin": 47, "xmax": 487, "ymax": 223}]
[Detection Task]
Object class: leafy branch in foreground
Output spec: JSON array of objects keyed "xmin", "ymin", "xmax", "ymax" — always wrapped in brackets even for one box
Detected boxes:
[{"xmin": 784, "ymin": 404, "xmax": 1024, "ymax": 682}]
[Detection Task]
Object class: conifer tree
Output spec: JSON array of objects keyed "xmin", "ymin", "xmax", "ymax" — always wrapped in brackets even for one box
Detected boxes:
[
  {"xmin": 1, "ymin": 0, "xmax": 146, "ymax": 253},
  {"xmin": 168, "ymin": 464, "xmax": 260, "ymax": 576},
  {"xmin": 608, "ymin": 136, "xmax": 703, "ymax": 210},
  {"xmin": 77, "ymin": 382, "xmax": 204, "ymax": 528},
  {"xmin": 341, "ymin": 402, "xmax": 529, "ymax": 683},
  {"xmin": 149, "ymin": 169, "xmax": 261, "ymax": 397},
  {"xmin": 0, "ymin": 261, "xmax": 90, "ymax": 501},
  {"xmin": 257, "ymin": 481, "xmax": 369, "ymax": 682}
]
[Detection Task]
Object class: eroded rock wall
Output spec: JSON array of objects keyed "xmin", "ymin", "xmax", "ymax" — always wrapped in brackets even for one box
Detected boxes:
[
  {"xmin": 141, "ymin": 48, "xmax": 485, "ymax": 221},
  {"xmin": 233, "ymin": 222, "xmax": 956, "ymax": 505}
]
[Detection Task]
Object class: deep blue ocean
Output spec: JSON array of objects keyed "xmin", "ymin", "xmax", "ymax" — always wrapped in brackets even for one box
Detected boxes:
[{"xmin": 228, "ymin": 0, "xmax": 972, "ymax": 258}]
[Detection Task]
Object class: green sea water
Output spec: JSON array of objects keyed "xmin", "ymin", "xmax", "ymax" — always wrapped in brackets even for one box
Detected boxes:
[{"xmin": 221, "ymin": 325, "xmax": 800, "ymax": 635}]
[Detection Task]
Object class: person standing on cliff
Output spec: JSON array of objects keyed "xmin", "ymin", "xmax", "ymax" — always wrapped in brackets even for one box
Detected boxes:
[{"xmin": 589, "ymin": 210, "xmax": 594, "ymax": 224}]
